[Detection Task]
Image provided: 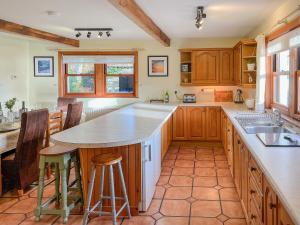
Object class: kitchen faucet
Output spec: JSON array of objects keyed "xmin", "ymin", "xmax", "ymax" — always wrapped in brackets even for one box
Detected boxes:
[{"xmin": 272, "ymin": 109, "xmax": 284, "ymax": 126}]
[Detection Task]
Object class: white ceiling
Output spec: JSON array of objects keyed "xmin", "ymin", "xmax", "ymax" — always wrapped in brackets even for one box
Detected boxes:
[{"xmin": 0, "ymin": 0, "xmax": 285, "ymax": 40}]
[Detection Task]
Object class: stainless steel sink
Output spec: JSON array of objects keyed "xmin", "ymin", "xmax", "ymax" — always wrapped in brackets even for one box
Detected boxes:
[{"xmin": 243, "ymin": 126, "xmax": 291, "ymax": 134}]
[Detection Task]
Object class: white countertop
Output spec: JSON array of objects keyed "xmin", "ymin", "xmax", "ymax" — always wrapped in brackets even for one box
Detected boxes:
[
  {"xmin": 51, "ymin": 101, "xmax": 300, "ymax": 224},
  {"xmin": 51, "ymin": 103, "xmax": 177, "ymax": 148}
]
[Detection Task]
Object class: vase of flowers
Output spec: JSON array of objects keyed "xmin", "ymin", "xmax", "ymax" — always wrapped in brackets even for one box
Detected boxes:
[{"xmin": 5, "ymin": 98, "xmax": 17, "ymax": 122}]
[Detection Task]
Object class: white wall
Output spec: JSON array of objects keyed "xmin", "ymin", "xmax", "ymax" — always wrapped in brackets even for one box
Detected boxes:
[{"xmin": 0, "ymin": 34, "xmax": 29, "ymax": 112}]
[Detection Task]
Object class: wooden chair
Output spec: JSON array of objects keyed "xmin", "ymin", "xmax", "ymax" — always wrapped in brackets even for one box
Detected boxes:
[
  {"xmin": 35, "ymin": 102, "xmax": 83, "ymax": 223},
  {"xmin": 57, "ymin": 97, "xmax": 77, "ymax": 112},
  {"xmin": 1, "ymin": 109, "xmax": 48, "ymax": 196}
]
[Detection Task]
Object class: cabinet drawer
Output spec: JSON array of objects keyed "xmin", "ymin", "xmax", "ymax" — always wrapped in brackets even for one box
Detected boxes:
[
  {"xmin": 249, "ymin": 174, "xmax": 263, "ymax": 217},
  {"xmin": 249, "ymin": 155, "xmax": 263, "ymax": 192},
  {"xmin": 249, "ymin": 197, "xmax": 262, "ymax": 225}
]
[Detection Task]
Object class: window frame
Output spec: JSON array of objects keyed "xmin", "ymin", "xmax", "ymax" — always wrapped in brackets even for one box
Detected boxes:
[{"xmin": 58, "ymin": 51, "xmax": 138, "ymax": 98}]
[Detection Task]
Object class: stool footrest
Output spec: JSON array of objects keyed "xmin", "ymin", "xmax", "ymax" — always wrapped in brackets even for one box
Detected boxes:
[{"xmin": 87, "ymin": 202, "xmax": 129, "ymax": 217}]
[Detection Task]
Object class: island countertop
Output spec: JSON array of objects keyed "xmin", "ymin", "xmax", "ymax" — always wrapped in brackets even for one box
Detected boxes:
[
  {"xmin": 51, "ymin": 103, "xmax": 177, "ymax": 148},
  {"xmin": 51, "ymin": 101, "xmax": 300, "ymax": 225}
]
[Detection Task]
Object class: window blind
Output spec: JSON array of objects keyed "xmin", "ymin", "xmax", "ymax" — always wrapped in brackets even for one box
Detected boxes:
[{"xmin": 63, "ymin": 55, "xmax": 135, "ymax": 64}]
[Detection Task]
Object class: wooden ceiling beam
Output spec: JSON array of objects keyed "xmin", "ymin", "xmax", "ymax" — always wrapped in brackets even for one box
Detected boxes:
[
  {"xmin": 0, "ymin": 19, "xmax": 79, "ymax": 47},
  {"xmin": 108, "ymin": 0, "xmax": 170, "ymax": 47}
]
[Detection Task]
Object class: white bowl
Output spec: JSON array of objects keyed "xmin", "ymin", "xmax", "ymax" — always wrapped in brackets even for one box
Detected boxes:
[{"xmin": 245, "ymin": 99, "xmax": 255, "ymax": 109}]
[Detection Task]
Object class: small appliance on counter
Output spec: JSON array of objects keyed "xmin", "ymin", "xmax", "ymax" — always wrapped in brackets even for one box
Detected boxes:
[
  {"xmin": 234, "ymin": 89, "xmax": 244, "ymax": 104},
  {"xmin": 183, "ymin": 94, "xmax": 196, "ymax": 103}
]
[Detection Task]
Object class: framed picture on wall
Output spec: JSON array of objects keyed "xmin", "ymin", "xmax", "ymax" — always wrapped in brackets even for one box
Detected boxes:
[
  {"xmin": 148, "ymin": 56, "xmax": 168, "ymax": 77},
  {"xmin": 34, "ymin": 56, "xmax": 54, "ymax": 77}
]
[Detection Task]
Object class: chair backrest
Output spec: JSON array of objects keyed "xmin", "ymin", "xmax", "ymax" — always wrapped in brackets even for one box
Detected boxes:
[
  {"xmin": 14, "ymin": 109, "xmax": 48, "ymax": 172},
  {"xmin": 45, "ymin": 110, "xmax": 63, "ymax": 147},
  {"xmin": 63, "ymin": 102, "xmax": 83, "ymax": 130},
  {"xmin": 57, "ymin": 97, "xmax": 77, "ymax": 112}
]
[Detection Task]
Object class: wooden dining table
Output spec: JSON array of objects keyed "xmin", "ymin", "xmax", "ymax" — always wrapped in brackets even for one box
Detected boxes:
[{"xmin": 0, "ymin": 129, "xmax": 19, "ymax": 195}]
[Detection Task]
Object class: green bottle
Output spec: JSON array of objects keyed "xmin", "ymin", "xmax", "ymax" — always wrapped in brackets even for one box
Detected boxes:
[{"xmin": 164, "ymin": 91, "xmax": 169, "ymax": 103}]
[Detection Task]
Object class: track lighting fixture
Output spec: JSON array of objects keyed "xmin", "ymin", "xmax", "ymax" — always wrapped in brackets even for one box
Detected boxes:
[
  {"xmin": 74, "ymin": 28, "xmax": 113, "ymax": 39},
  {"xmin": 195, "ymin": 6, "xmax": 206, "ymax": 30},
  {"xmin": 75, "ymin": 32, "xmax": 81, "ymax": 38}
]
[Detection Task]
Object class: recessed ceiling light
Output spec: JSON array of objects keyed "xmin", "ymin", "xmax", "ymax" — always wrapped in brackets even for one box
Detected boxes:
[{"xmin": 45, "ymin": 10, "xmax": 60, "ymax": 16}]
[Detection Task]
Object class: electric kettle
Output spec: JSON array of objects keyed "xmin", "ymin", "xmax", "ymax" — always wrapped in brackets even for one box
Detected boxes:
[{"xmin": 234, "ymin": 89, "xmax": 244, "ymax": 104}]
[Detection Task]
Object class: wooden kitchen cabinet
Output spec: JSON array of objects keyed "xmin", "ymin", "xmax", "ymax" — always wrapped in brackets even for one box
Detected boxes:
[
  {"xmin": 233, "ymin": 130, "xmax": 242, "ymax": 197},
  {"xmin": 161, "ymin": 115, "xmax": 173, "ymax": 159},
  {"xmin": 220, "ymin": 49, "xmax": 234, "ymax": 84},
  {"xmin": 263, "ymin": 177, "xmax": 277, "ymax": 225},
  {"xmin": 191, "ymin": 50, "xmax": 220, "ymax": 84},
  {"xmin": 241, "ymin": 144, "xmax": 249, "ymax": 217},
  {"xmin": 234, "ymin": 43, "xmax": 242, "ymax": 85},
  {"xmin": 186, "ymin": 107, "xmax": 206, "ymax": 140},
  {"xmin": 278, "ymin": 201, "xmax": 295, "ymax": 225},
  {"xmin": 172, "ymin": 106, "xmax": 187, "ymax": 140},
  {"xmin": 206, "ymin": 107, "xmax": 221, "ymax": 140}
]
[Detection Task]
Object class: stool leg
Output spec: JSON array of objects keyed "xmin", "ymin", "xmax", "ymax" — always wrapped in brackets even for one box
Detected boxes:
[
  {"xmin": 98, "ymin": 165, "xmax": 105, "ymax": 216},
  {"xmin": 118, "ymin": 162, "xmax": 131, "ymax": 218},
  {"xmin": 82, "ymin": 165, "xmax": 96, "ymax": 225},
  {"xmin": 59, "ymin": 157, "xmax": 69, "ymax": 224},
  {"xmin": 35, "ymin": 156, "xmax": 46, "ymax": 221},
  {"xmin": 55, "ymin": 163, "xmax": 60, "ymax": 206},
  {"xmin": 109, "ymin": 165, "xmax": 117, "ymax": 225}
]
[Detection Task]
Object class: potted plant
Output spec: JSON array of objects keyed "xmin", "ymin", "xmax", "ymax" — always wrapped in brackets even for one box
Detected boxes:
[{"xmin": 5, "ymin": 98, "xmax": 17, "ymax": 122}]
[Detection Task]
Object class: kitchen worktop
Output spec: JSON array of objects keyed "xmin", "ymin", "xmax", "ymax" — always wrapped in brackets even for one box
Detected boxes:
[{"xmin": 51, "ymin": 101, "xmax": 300, "ymax": 225}]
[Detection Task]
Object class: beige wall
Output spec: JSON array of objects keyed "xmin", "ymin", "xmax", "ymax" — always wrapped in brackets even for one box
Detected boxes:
[
  {"xmin": 249, "ymin": 0, "xmax": 299, "ymax": 37},
  {"xmin": 0, "ymin": 34, "xmax": 29, "ymax": 112}
]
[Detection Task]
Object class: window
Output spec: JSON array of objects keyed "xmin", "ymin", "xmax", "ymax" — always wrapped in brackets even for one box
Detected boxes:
[
  {"xmin": 59, "ymin": 52, "xmax": 138, "ymax": 98},
  {"xmin": 65, "ymin": 63, "xmax": 95, "ymax": 94},
  {"xmin": 105, "ymin": 64, "xmax": 134, "ymax": 94},
  {"xmin": 272, "ymin": 50, "xmax": 290, "ymax": 107}
]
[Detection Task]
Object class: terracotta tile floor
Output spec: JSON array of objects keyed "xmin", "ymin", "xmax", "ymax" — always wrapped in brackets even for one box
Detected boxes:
[{"xmin": 0, "ymin": 142, "xmax": 246, "ymax": 225}]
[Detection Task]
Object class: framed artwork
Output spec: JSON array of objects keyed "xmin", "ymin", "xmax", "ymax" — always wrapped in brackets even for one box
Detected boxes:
[
  {"xmin": 148, "ymin": 56, "xmax": 168, "ymax": 77},
  {"xmin": 34, "ymin": 56, "xmax": 54, "ymax": 77}
]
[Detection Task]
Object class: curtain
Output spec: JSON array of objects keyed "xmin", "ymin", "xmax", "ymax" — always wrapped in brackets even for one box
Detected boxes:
[{"xmin": 255, "ymin": 34, "xmax": 266, "ymax": 111}]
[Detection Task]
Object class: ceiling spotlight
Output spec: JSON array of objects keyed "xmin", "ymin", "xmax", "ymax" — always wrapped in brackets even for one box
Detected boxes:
[
  {"xmin": 87, "ymin": 32, "xmax": 91, "ymax": 38},
  {"xmin": 195, "ymin": 6, "xmax": 206, "ymax": 30},
  {"xmin": 98, "ymin": 31, "xmax": 103, "ymax": 38},
  {"xmin": 106, "ymin": 31, "xmax": 111, "ymax": 37},
  {"xmin": 75, "ymin": 32, "xmax": 81, "ymax": 38}
]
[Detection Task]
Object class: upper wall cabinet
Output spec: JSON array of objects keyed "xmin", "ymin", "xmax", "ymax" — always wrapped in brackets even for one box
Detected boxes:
[
  {"xmin": 192, "ymin": 50, "xmax": 220, "ymax": 85},
  {"xmin": 233, "ymin": 39, "xmax": 257, "ymax": 88},
  {"xmin": 180, "ymin": 39, "xmax": 256, "ymax": 88}
]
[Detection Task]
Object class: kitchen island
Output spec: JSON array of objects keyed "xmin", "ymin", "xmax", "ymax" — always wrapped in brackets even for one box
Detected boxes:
[{"xmin": 51, "ymin": 103, "xmax": 176, "ymax": 215}]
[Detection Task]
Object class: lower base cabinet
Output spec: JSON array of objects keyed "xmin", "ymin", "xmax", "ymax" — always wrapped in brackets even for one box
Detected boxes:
[
  {"xmin": 173, "ymin": 106, "xmax": 221, "ymax": 141},
  {"xmin": 230, "ymin": 126, "xmax": 295, "ymax": 225}
]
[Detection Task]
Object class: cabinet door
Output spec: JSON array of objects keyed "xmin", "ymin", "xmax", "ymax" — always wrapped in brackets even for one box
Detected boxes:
[
  {"xmin": 187, "ymin": 107, "xmax": 206, "ymax": 140},
  {"xmin": 234, "ymin": 44, "xmax": 242, "ymax": 85},
  {"xmin": 172, "ymin": 107, "xmax": 187, "ymax": 140},
  {"xmin": 263, "ymin": 178, "xmax": 277, "ymax": 225},
  {"xmin": 220, "ymin": 50, "xmax": 234, "ymax": 84},
  {"xmin": 241, "ymin": 145, "xmax": 249, "ymax": 217},
  {"xmin": 206, "ymin": 107, "xmax": 221, "ymax": 140},
  {"xmin": 192, "ymin": 51, "xmax": 220, "ymax": 84},
  {"xmin": 227, "ymin": 119, "xmax": 234, "ymax": 175},
  {"xmin": 233, "ymin": 131, "xmax": 242, "ymax": 197},
  {"xmin": 278, "ymin": 201, "xmax": 295, "ymax": 225}
]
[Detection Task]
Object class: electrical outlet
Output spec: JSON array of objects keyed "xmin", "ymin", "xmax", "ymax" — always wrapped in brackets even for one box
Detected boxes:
[{"xmin": 10, "ymin": 75, "xmax": 17, "ymax": 80}]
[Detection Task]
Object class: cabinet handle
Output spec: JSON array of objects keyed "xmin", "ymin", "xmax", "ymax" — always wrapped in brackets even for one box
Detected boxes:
[
  {"xmin": 250, "ymin": 189, "xmax": 256, "ymax": 194},
  {"xmin": 148, "ymin": 144, "xmax": 152, "ymax": 161},
  {"xmin": 269, "ymin": 203, "xmax": 277, "ymax": 209},
  {"xmin": 227, "ymin": 129, "xmax": 230, "ymax": 132},
  {"xmin": 237, "ymin": 140, "xmax": 241, "ymax": 144},
  {"xmin": 251, "ymin": 167, "xmax": 257, "ymax": 172},
  {"xmin": 251, "ymin": 215, "xmax": 256, "ymax": 220}
]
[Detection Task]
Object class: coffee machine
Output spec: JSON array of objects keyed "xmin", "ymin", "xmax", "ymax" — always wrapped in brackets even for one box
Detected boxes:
[{"xmin": 234, "ymin": 89, "xmax": 244, "ymax": 104}]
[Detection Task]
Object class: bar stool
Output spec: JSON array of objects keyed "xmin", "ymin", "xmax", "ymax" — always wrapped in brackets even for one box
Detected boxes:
[
  {"xmin": 82, "ymin": 153, "xmax": 131, "ymax": 225},
  {"xmin": 35, "ymin": 145, "xmax": 83, "ymax": 224}
]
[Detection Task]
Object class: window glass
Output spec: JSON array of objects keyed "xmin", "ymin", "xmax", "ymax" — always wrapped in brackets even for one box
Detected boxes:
[
  {"xmin": 106, "ymin": 64, "xmax": 134, "ymax": 75},
  {"xmin": 106, "ymin": 75, "xmax": 134, "ymax": 93},
  {"xmin": 67, "ymin": 76, "xmax": 95, "ymax": 93},
  {"xmin": 279, "ymin": 50, "xmax": 289, "ymax": 72},
  {"xmin": 67, "ymin": 63, "xmax": 95, "ymax": 74},
  {"xmin": 273, "ymin": 75, "xmax": 289, "ymax": 107}
]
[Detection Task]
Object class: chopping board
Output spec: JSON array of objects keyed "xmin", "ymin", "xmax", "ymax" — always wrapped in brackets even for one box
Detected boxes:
[{"xmin": 214, "ymin": 90, "xmax": 233, "ymax": 102}]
